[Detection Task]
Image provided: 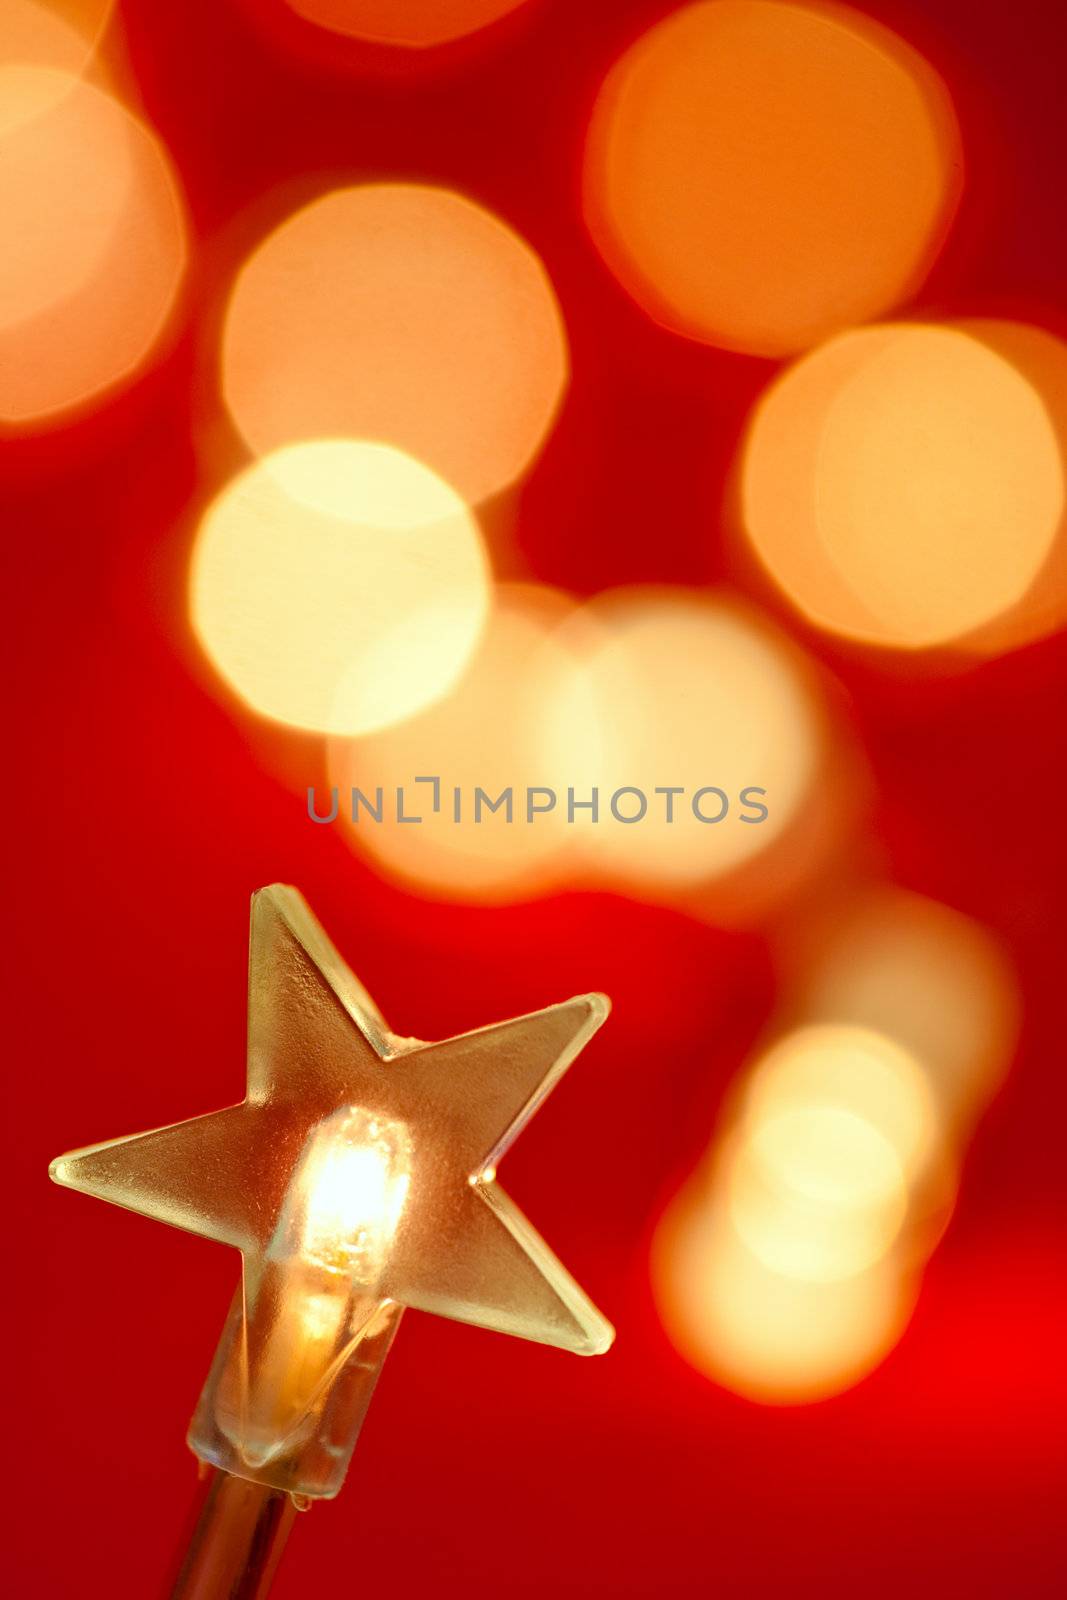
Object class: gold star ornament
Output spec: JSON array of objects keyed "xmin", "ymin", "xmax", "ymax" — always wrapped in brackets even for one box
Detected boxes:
[{"xmin": 50, "ymin": 886, "xmax": 614, "ymax": 1497}]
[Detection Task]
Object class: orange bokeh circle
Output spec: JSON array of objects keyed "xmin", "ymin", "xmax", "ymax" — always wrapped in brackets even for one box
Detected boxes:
[
  {"xmin": 0, "ymin": 64, "xmax": 186, "ymax": 425},
  {"xmin": 222, "ymin": 183, "xmax": 567, "ymax": 506},
  {"xmin": 284, "ymin": 0, "xmax": 532, "ymax": 48},
  {"xmin": 584, "ymin": 0, "xmax": 961, "ymax": 357},
  {"xmin": 950, "ymin": 321, "xmax": 1067, "ymax": 655},
  {"xmin": 742, "ymin": 324, "xmax": 1064, "ymax": 649},
  {"xmin": 1, "ymin": 1, "xmax": 114, "ymax": 76}
]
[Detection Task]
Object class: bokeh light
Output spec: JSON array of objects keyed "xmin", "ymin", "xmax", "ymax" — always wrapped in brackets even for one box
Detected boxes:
[
  {"xmin": 0, "ymin": 65, "xmax": 186, "ymax": 424},
  {"xmin": 726, "ymin": 1106, "xmax": 909, "ymax": 1282},
  {"xmin": 725, "ymin": 1025, "xmax": 935, "ymax": 1285},
  {"xmin": 784, "ymin": 888, "xmax": 1019, "ymax": 1129},
  {"xmin": 653, "ymin": 1013, "xmax": 967, "ymax": 1401},
  {"xmin": 742, "ymin": 1025, "xmax": 938, "ymax": 1181},
  {"xmin": 653, "ymin": 1189, "xmax": 917, "ymax": 1404},
  {"xmin": 742, "ymin": 324, "xmax": 1064, "ymax": 648},
  {"xmin": 952, "ymin": 321, "xmax": 1067, "ymax": 654},
  {"xmin": 329, "ymin": 583, "xmax": 578, "ymax": 901},
  {"xmin": 189, "ymin": 440, "xmax": 490, "ymax": 736},
  {"xmin": 583, "ymin": 0, "xmax": 960, "ymax": 357},
  {"xmin": 222, "ymin": 183, "xmax": 567, "ymax": 505},
  {"xmin": 537, "ymin": 588, "xmax": 825, "ymax": 899},
  {"xmin": 284, "ymin": 0, "xmax": 532, "ymax": 48},
  {"xmin": 1, "ymin": 1, "xmax": 113, "ymax": 78}
]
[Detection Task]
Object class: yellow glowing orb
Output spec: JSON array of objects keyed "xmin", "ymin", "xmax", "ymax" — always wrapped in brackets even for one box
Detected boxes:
[
  {"xmin": 584, "ymin": 0, "xmax": 960, "ymax": 357},
  {"xmin": 743, "ymin": 1025, "xmax": 938, "ymax": 1180},
  {"xmin": 222, "ymin": 184, "xmax": 568, "ymax": 505},
  {"xmin": 789, "ymin": 889, "xmax": 1019, "ymax": 1130},
  {"xmin": 284, "ymin": 0, "xmax": 531, "ymax": 47},
  {"xmin": 726, "ymin": 1106, "xmax": 908, "ymax": 1283},
  {"xmin": 652, "ymin": 1193, "xmax": 915, "ymax": 1403},
  {"xmin": 537, "ymin": 588, "xmax": 823, "ymax": 896},
  {"xmin": 0, "ymin": 66, "xmax": 186, "ymax": 425},
  {"xmin": 190, "ymin": 441, "xmax": 491, "ymax": 736},
  {"xmin": 329, "ymin": 584, "xmax": 577, "ymax": 901},
  {"xmin": 743, "ymin": 324, "xmax": 1064, "ymax": 647}
]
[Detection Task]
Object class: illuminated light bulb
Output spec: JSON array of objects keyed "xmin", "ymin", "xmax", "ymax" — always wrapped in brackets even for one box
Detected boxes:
[
  {"xmin": 536, "ymin": 587, "xmax": 825, "ymax": 900},
  {"xmin": 328, "ymin": 582, "xmax": 579, "ymax": 903},
  {"xmin": 652, "ymin": 1188, "xmax": 917, "ymax": 1404},
  {"xmin": 295, "ymin": 1113, "xmax": 411, "ymax": 1280},
  {"xmin": 283, "ymin": 0, "xmax": 532, "ymax": 47},
  {"xmin": 0, "ymin": 65, "xmax": 186, "ymax": 426},
  {"xmin": 784, "ymin": 888, "xmax": 1019, "ymax": 1129},
  {"xmin": 189, "ymin": 440, "xmax": 490, "ymax": 736},
  {"xmin": 725, "ymin": 1106, "xmax": 909, "ymax": 1283},
  {"xmin": 221, "ymin": 183, "xmax": 567, "ymax": 505},
  {"xmin": 50, "ymin": 885, "xmax": 612, "ymax": 1498},
  {"xmin": 742, "ymin": 324, "xmax": 1064, "ymax": 648},
  {"xmin": 217, "ymin": 1109, "xmax": 413, "ymax": 1466},
  {"xmin": 583, "ymin": 0, "xmax": 960, "ymax": 357}
]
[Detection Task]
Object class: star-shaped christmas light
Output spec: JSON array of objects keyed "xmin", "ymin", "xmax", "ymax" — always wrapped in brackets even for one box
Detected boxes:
[{"xmin": 50, "ymin": 885, "xmax": 613, "ymax": 1497}]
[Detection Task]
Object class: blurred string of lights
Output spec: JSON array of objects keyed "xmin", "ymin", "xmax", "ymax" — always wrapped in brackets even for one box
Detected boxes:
[
  {"xmin": 325, "ymin": 582, "xmax": 836, "ymax": 910},
  {"xmin": 653, "ymin": 889, "xmax": 1019, "ymax": 1401},
  {"xmin": 6, "ymin": 0, "xmax": 1061, "ymax": 1400}
]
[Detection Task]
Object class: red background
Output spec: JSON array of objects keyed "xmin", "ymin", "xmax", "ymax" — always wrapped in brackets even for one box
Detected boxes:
[{"xmin": 6, "ymin": 1, "xmax": 1066, "ymax": 1593}]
